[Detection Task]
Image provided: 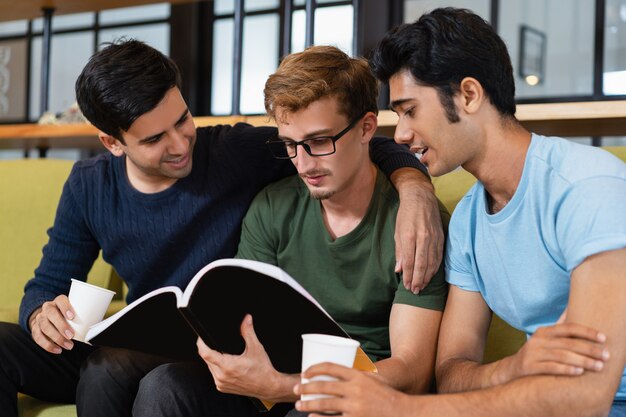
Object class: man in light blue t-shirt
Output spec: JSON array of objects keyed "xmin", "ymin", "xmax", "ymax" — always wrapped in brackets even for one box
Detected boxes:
[{"xmin": 293, "ymin": 8, "xmax": 626, "ymax": 417}]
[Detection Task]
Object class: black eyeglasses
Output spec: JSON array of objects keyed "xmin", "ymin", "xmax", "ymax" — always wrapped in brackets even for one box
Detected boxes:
[{"xmin": 266, "ymin": 113, "xmax": 366, "ymax": 159}]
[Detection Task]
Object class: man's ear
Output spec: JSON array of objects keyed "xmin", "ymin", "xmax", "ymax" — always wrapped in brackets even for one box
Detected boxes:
[
  {"xmin": 361, "ymin": 112, "xmax": 379, "ymax": 144},
  {"xmin": 458, "ymin": 77, "xmax": 485, "ymax": 115},
  {"xmin": 98, "ymin": 132, "xmax": 125, "ymax": 157}
]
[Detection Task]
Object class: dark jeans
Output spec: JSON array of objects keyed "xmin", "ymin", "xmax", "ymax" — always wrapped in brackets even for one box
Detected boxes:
[
  {"xmin": 129, "ymin": 361, "xmax": 293, "ymax": 417},
  {"xmin": 0, "ymin": 322, "xmax": 292, "ymax": 417},
  {"xmin": 0, "ymin": 322, "xmax": 95, "ymax": 416}
]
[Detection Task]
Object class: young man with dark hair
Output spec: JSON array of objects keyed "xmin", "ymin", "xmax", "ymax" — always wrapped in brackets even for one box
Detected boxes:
[
  {"xmin": 0, "ymin": 39, "xmax": 442, "ymax": 417},
  {"xmin": 294, "ymin": 8, "xmax": 626, "ymax": 417}
]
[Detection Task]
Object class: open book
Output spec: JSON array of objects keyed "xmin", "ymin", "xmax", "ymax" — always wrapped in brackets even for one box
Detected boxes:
[{"xmin": 86, "ymin": 258, "xmax": 376, "ymax": 393}]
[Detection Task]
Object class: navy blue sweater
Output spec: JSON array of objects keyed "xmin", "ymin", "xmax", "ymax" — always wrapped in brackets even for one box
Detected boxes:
[{"xmin": 19, "ymin": 123, "xmax": 426, "ymax": 331}]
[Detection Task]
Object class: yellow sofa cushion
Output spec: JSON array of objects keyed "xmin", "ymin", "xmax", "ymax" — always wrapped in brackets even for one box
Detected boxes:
[{"xmin": 0, "ymin": 159, "xmax": 120, "ymax": 324}]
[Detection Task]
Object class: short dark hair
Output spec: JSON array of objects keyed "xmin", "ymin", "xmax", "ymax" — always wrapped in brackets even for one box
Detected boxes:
[
  {"xmin": 75, "ymin": 39, "xmax": 182, "ymax": 142},
  {"xmin": 264, "ymin": 45, "xmax": 378, "ymax": 122},
  {"xmin": 370, "ymin": 7, "xmax": 516, "ymax": 121}
]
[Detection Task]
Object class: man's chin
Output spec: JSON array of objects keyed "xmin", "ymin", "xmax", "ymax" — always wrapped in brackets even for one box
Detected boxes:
[
  {"xmin": 165, "ymin": 163, "xmax": 193, "ymax": 180},
  {"xmin": 309, "ymin": 188, "xmax": 335, "ymax": 200}
]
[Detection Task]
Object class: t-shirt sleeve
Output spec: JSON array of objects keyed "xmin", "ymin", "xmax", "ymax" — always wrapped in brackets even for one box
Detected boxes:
[
  {"xmin": 393, "ymin": 264, "xmax": 448, "ymax": 311},
  {"xmin": 444, "ymin": 197, "xmax": 481, "ymax": 292},
  {"xmin": 556, "ymin": 176, "xmax": 626, "ymax": 271},
  {"xmin": 235, "ymin": 186, "xmax": 279, "ymax": 266}
]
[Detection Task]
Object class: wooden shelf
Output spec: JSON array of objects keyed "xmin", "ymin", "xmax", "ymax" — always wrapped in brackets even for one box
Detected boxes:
[
  {"xmin": 1, "ymin": 101, "xmax": 625, "ymax": 151},
  {"xmin": 374, "ymin": 100, "xmax": 626, "ymax": 138}
]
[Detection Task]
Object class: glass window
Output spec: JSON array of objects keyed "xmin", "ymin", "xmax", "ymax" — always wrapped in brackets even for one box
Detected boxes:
[
  {"xmin": 30, "ymin": 32, "xmax": 95, "ymax": 120},
  {"xmin": 315, "ymin": 5, "xmax": 353, "ymax": 56},
  {"xmin": 215, "ymin": 0, "xmax": 235, "ymax": 15},
  {"xmin": 291, "ymin": 10, "xmax": 306, "ymax": 53},
  {"xmin": 0, "ymin": 20, "xmax": 28, "ymax": 36},
  {"xmin": 211, "ymin": 19, "xmax": 234, "ymax": 115},
  {"xmin": 240, "ymin": 14, "xmax": 279, "ymax": 114},
  {"xmin": 0, "ymin": 39, "xmax": 28, "ymax": 121},
  {"xmin": 602, "ymin": 136, "xmax": 626, "ymax": 146},
  {"xmin": 99, "ymin": 3, "xmax": 170, "ymax": 25},
  {"xmin": 404, "ymin": 0, "xmax": 490, "ymax": 23},
  {"xmin": 500, "ymin": 0, "xmax": 595, "ymax": 99},
  {"xmin": 99, "ymin": 23, "xmax": 170, "ymax": 55},
  {"xmin": 245, "ymin": 0, "xmax": 279, "ymax": 12},
  {"xmin": 604, "ymin": 0, "xmax": 626, "ymax": 95},
  {"xmin": 32, "ymin": 12, "xmax": 95, "ymax": 32}
]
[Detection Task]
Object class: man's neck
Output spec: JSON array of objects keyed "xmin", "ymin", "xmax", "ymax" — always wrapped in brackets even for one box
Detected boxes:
[
  {"xmin": 463, "ymin": 121, "xmax": 531, "ymax": 214},
  {"xmin": 320, "ymin": 163, "xmax": 377, "ymax": 240},
  {"xmin": 125, "ymin": 157, "xmax": 177, "ymax": 194}
]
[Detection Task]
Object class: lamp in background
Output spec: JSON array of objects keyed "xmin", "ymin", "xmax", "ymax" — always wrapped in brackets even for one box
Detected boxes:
[{"xmin": 519, "ymin": 25, "xmax": 546, "ymax": 86}]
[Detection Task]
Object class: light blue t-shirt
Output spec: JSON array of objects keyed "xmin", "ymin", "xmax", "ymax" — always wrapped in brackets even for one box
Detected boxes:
[{"xmin": 445, "ymin": 134, "xmax": 626, "ymax": 399}]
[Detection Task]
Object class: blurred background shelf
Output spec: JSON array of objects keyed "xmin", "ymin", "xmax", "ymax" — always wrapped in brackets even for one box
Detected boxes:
[{"xmin": 3, "ymin": 101, "xmax": 625, "ymax": 153}]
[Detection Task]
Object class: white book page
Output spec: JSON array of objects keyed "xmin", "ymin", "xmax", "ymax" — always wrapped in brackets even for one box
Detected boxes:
[
  {"xmin": 85, "ymin": 285, "xmax": 182, "ymax": 342},
  {"xmin": 179, "ymin": 258, "xmax": 335, "ymax": 322}
]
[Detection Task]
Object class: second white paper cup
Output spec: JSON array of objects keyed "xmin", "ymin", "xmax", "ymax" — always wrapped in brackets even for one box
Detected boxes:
[
  {"xmin": 68, "ymin": 279, "xmax": 115, "ymax": 342},
  {"xmin": 300, "ymin": 333, "xmax": 360, "ymax": 402}
]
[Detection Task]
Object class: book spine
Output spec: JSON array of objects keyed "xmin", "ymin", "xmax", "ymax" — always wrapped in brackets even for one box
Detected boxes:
[{"xmin": 178, "ymin": 307, "xmax": 221, "ymax": 350}]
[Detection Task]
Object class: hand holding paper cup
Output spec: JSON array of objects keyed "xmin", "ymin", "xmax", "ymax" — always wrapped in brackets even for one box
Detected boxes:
[
  {"xmin": 68, "ymin": 279, "xmax": 115, "ymax": 342},
  {"xmin": 300, "ymin": 333, "xmax": 360, "ymax": 402}
]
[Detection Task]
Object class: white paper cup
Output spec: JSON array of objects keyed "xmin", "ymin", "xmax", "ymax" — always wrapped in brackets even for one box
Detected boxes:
[
  {"xmin": 300, "ymin": 333, "xmax": 360, "ymax": 402},
  {"xmin": 68, "ymin": 279, "xmax": 115, "ymax": 342}
]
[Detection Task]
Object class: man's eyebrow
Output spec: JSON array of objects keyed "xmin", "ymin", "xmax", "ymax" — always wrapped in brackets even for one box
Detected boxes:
[
  {"xmin": 139, "ymin": 108, "xmax": 189, "ymax": 144},
  {"xmin": 277, "ymin": 127, "xmax": 334, "ymax": 142},
  {"xmin": 389, "ymin": 98, "xmax": 413, "ymax": 112},
  {"xmin": 174, "ymin": 108, "xmax": 190, "ymax": 125}
]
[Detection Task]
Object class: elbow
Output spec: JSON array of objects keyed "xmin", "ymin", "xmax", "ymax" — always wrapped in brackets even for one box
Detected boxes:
[{"xmin": 576, "ymin": 386, "xmax": 615, "ymax": 417}]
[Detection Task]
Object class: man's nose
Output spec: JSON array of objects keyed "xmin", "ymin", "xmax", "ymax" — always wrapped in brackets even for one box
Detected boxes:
[
  {"xmin": 293, "ymin": 145, "xmax": 316, "ymax": 170},
  {"xmin": 394, "ymin": 118, "xmax": 414, "ymax": 145},
  {"xmin": 168, "ymin": 129, "xmax": 189, "ymax": 155}
]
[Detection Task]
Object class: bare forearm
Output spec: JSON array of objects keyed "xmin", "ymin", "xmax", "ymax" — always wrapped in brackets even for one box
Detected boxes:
[
  {"xmin": 265, "ymin": 372, "xmax": 301, "ymax": 403},
  {"xmin": 375, "ymin": 357, "xmax": 433, "ymax": 394},
  {"xmin": 436, "ymin": 357, "xmax": 500, "ymax": 393},
  {"xmin": 406, "ymin": 374, "xmax": 614, "ymax": 417},
  {"xmin": 390, "ymin": 167, "xmax": 433, "ymax": 197}
]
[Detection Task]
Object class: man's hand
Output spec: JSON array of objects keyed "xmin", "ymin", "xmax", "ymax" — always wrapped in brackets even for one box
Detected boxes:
[
  {"xmin": 196, "ymin": 314, "xmax": 298, "ymax": 402},
  {"xmin": 295, "ymin": 362, "xmax": 409, "ymax": 417},
  {"xmin": 392, "ymin": 168, "xmax": 444, "ymax": 294},
  {"xmin": 490, "ymin": 322, "xmax": 609, "ymax": 386},
  {"xmin": 29, "ymin": 295, "xmax": 75, "ymax": 354}
]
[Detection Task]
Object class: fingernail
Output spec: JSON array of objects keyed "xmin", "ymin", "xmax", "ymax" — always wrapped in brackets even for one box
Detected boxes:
[
  {"xmin": 595, "ymin": 361, "xmax": 604, "ymax": 371},
  {"xmin": 246, "ymin": 315, "xmax": 252, "ymax": 324},
  {"xmin": 394, "ymin": 260, "xmax": 401, "ymax": 271},
  {"xmin": 597, "ymin": 332, "xmax": 607, "ymax": 342},
  {"xmin": 413, "ymin": 288, "xmax": 420, "ymax": 295},
  {"xmin": 573, "ymin": 367, "xmax": 584, "ymax": 375},
  {"xmin": 64, "ymin": 341, "xmax": 73, "ymax": 350},
  {"xmin": 602, "ymin": 350, "xmax": 610, "ymax": 360},
  {"xmin": 53, "ymin": 348, "xmax": 62, "ymax": 354},
  {"xmin": 66, "ymin": 310, "xmax": 74, "ymax": 320},
  {"xmin": 65, "ymin": 330, "xmax": 73, "ymax": 339}
]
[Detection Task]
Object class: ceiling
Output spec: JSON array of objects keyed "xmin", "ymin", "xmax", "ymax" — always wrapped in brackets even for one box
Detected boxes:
[{"xmin": 0, "ymin": 0, "xmax": 200, "ymax": 22}]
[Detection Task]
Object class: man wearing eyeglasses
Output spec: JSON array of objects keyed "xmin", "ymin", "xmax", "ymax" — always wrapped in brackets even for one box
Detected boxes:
[{"xmin": 129, "ymin": 45, "xmax": 448, "ymax": 416}]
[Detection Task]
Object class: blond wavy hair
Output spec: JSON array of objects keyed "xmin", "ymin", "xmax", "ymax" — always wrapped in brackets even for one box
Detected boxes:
[{"xmin": 264, "ymin": 45, "xmax": 379, "ymax": 123}]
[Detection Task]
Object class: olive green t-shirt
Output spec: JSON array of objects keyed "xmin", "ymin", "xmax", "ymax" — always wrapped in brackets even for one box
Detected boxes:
[{"xmin": 237, "ymin": 170, "xmax": 448, "ymax": 361}]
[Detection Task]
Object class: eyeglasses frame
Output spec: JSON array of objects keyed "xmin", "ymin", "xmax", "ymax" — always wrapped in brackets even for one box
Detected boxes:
[{"xmin": 265, "ymin": 112, "xmax": 367, "ymax": 159}]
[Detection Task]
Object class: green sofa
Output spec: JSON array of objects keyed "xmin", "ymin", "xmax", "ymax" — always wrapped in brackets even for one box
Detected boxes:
[
  {"xmin": 3, "ymin": 146, "xmax": 624, "ymax": 416},
  {"xmin": 0, "ymin": 159, "xmax": 123, "ymax": 417}
]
